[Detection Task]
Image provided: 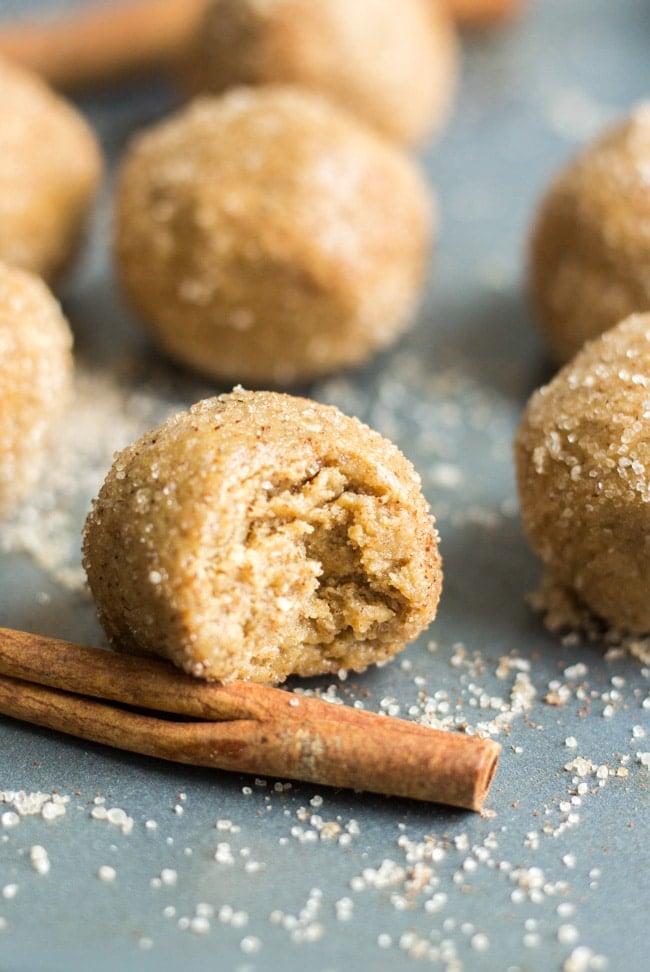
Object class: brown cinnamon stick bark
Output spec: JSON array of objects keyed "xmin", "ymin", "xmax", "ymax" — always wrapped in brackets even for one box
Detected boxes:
[
  {"xmin": 0, "ymin": 628, "xmax": 500, "ymax": 811},
  {"xmin": 0, "ymin": 0, "xmax": 207, "ymax": 91},
  {"xmin": 446, "ymin": 0, "xmax": 523, "ymax": 28}
]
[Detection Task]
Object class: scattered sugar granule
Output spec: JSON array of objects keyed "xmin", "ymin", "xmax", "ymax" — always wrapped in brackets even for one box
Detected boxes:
[
  {"xmin": 558, "ymin": 903, "xmax": 576, "ymax": 918},
  {"xmin": 240, "ymin": 935, "xmax": 261, "ymax": 954},
  {"xmin": 214, "ymin": 842, "xmax": 234, "ymax": 865},
  {"xmin": 471, "ymin": 932, "xmax": 489, "ymax": 952},
  {"xmin": 41, "ymin": 801, "xmax": 66, "ymax": 822},
  {"xmin": 107, "ymin": 808, "xmax": 131, "ymax": 828},
  {"xmin": 564, "ymin": 757, "xmax": 594, "ymax": 777},
  {"xmin": 97, "ymin": 866, "xmax": 116, "ymax": 883},
  {"xmin": 558, "ymin": 924, "xmax": 580, "ymax": 945},
  {"xmin": 563, "ymin": 945, "xmax": 609, "ymax": 972},
  {"xmin": 91, "ymin": 805, "xmax": 134, "ymax": 835},
  {"xmin": 335, "ymin": 897, "xmax": 354, "ymax": 922},
  {"xmin": 244, "ymin": 860, "xmax": 265, "ymax": 874},
  {"xmin": 189, "ymin": 916, "xmax": 210, "ymax": 935},
  {"xmin": 29, "ymin": 845, "xmax": 50, "ymax": 876},
  {"xmin": 564, "ymin": 663, "xmax": 588, "ymax": 680}
]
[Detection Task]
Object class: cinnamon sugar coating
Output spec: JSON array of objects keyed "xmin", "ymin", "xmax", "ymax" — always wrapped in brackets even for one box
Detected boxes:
[
  {"xmin": 83, "ymin": 389, "xmax": 442, "ymax": 684},
  {"xmin": 0, "ymin": 262, "xmax": 73, "ymax": 518},
  {"xmin": 181, "ymin": 0, "xmax": 457, "ymax": 144},
  {"xmin": 114, "ymin": 86, "xmax": 433, "ymax": 385},
  {"xmin": 515, "ymin": 313, "xmax": 650, "ymax": 633},
  {"xmin": 0, "ymin": 57, "xmax": 101, "ymax": 283},
  {"xmin": 529, "ymin": 103, "xmax": 650, "ymax": 364}
]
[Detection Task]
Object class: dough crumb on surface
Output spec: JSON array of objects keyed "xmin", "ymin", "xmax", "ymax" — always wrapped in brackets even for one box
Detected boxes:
[
  {"xmin": 114, "ymin": 85, "xmax": 433, "ymax": 386},
  {"xmin": 515, "ymin": 312, "xmax": 650, "ymax": 635},
  {"xmin": 0, "ymin": 262, "xmax": 73, "ymax": 520},
  {"xmin": 83, "ymin": 388, "xmax": 442, "ymax": 684}
]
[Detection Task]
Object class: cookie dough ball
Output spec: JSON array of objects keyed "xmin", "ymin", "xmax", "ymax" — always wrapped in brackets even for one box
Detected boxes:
[
  {"xmin": 515, "ymin": 312, "xmax": 650, "ymax": 634},
  {"xmin": 0, "ymin": 262, "xmax": 73, "ymax": 518},
  {"xmin": 83, "ymin": 389, "xmax": 442, "ymax": 684},
  {"xmin": 529, "ymin": 103, "xmax": 650, "ymax": 364},
  {"xmin": 114, "ymin": 86, "xmax": 433, "ymax": 385},
  {"xmin": 181, "ymin": 0, "xmax": 457, "ymax": 144},
  {"xmin": 0, "ymin": 56, "xmax": 101, "ymax": 283}
]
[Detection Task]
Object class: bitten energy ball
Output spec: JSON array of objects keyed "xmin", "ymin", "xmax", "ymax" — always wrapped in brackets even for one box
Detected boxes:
[
  {"xmin": 0, "ymin": 262, "xmax": 73, "ymax": 518},
  {"xmin": 0, "ymin": 56, "xmax": 101, "ymax": 283},
  {"xmin": 529, "ymin": 103, "xmax": 650, "ymax": 364},
  {"xmin": 515, "ymin": 312, "xmax": 650, "ymax": 634},
  {"xmin": 181, "ymin": 0, "xmax": 457, "ymax": 144},
  {"xmin": 114, "ymin": 86, "xmax": 433, "ymax": 385},
  {"xmin": 83, "ymin": 389, "xmax": 442, "ymax": 684}
]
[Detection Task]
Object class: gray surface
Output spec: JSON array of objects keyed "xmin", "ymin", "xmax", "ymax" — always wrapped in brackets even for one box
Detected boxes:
[{"xmin": 0, "ymin": 1, "xmax": 649, "ymax": 970}]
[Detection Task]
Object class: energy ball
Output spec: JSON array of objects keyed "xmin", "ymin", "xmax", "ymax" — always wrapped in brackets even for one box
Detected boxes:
[
  {"xmin": 529, "ymin": 103, "xmax": 650, "ymax": 364},
  {"xmin": 0, "ymin": 262, "xmax": 73, "ymax": 518},
  {"xmin": 515, "ymin": 312, "xmax": 650, "ymax": 634},
  {"xmin": 181, "ymin": 0, "xmax": 457, "ymax": 144},
  {"xmin": 83, "ymin": 388, "xmax": 442, "ymax": 684},
  {"xmin": 0, "ymin": 56, "xmax": 102, "ymax": 283},
  {"xmin": 114, "ymin": 86, "xmax": 433, "ymax": 385}
]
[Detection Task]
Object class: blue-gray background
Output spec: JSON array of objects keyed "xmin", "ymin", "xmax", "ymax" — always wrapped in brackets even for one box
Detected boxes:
[{"xmin": 0, "ymin": 2, "xmax": 648, "ymax": 970}]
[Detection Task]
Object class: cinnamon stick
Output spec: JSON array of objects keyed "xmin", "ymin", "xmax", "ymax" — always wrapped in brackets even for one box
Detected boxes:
[
  {"xmin": 446, "ymin": 0, "xmax": 524, "ymax": 28},
  {"xmin": 0, "ymin": 628, "xmax": 500, "ymax": 811},
  {"xmin": 0, "ymin": 0, "xmax": 207, "ymax": 91}
]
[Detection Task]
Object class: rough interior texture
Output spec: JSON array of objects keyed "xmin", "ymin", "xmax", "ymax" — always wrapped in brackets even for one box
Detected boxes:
[
  {"xmin": 221, "ymin": 466, "xmax": 416, "ymax": 677},
  {"xmin": 83, "ymin": 389, "xmax": 442, "ymax": 683},
  {"xmin": 515, "ymin": 312, "xmax": 650, "ymax": 634}
]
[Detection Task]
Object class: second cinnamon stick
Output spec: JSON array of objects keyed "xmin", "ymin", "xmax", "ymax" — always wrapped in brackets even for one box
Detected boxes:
[{"xmin": 0, "ymin": 0, "xmax": 207, "ymax": 91}]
